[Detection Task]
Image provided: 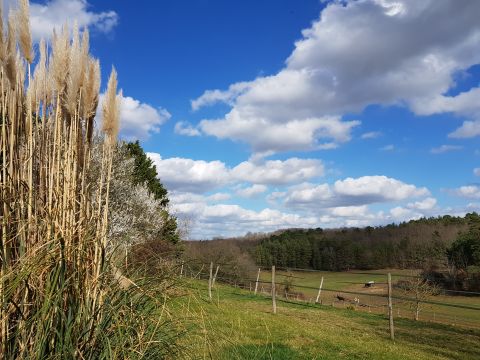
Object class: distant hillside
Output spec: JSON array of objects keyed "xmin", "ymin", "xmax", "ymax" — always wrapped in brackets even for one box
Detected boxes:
[
  {"xmin": 253, "ymin": 215, "xmax": 471, "ymax": 270},
  {"xmin": 185, "ymin": 214, "xmax": 475, "ymax": 272}
]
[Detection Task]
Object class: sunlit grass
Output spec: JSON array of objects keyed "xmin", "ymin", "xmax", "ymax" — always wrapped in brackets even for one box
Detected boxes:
[{"xmin": 172, "ymin": 279, "xmax": 480, "ymax": 359}]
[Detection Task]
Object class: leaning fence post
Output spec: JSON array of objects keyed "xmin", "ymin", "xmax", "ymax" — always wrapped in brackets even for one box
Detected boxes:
[
  {"xmin": 212, "ymin": 265, "xmax": 220, "ymax": 288},
  {"xmin": 387, "ymin": 273, "xmax": 395, "ymax": 341},
  {"xmin": 208, "ymin": 262, "xmax": 213, "ymax": 300},
  {"xmin": 315, "ymin": 276, "xmax": 324, "ymax": 304},
  {"xmin": 254, "ymin": 268, "xmax": 261, "ymax": 295},
  {"xmin": 272, "ymin": 265, "xmax": 277, "ymax": 314}
]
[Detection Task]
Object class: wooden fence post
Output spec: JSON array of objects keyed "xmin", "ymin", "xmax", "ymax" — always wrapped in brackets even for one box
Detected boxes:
[
  {"xmin": 254, "ymin": 268, "xmax": 261, "ymax": 295},
  {"xmin": 212, "ymin": 265, "xmax": 220, "ymax": 288},
  {"xmin": 315, "ymin": 276, "xmax": 324, "ymax": 304},
  {"xmin": 387, "ymin": 273, "xmax": 395, "ymax": 341},
  {"xmin": 208, "ymin": 262, "xmax": 213, "ymax": 300},
  {"xmin": 180, "ymin": 263, "xmax": 184, "ymax": 277},
  {"xmin": 272, "ymin": 265, "xmax": 277, "ymax": 314}
]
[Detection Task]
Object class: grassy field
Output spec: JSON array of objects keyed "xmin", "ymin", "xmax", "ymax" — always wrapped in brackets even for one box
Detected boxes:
[
  {"xmin": 253, "ymin": 269, "xmax": 480, "ymax": 328},
  {"xmin": 172, "ymin": 279, "xmax": 480, "ymax": 360}
]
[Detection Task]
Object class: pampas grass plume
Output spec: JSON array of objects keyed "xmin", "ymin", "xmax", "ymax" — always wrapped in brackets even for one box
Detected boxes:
[
  {"xmin": 17, "ymin": 0, "xmax": 33, "ymax": 64},
  {"xmin": 102, "ymin": 67, "xmax": 120, "ymax": 142}
]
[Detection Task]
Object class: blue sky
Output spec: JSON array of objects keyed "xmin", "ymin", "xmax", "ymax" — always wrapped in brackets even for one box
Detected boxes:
[{"xmin": 28, "ymin": 0, "xmax": 480, "ymax": 238}]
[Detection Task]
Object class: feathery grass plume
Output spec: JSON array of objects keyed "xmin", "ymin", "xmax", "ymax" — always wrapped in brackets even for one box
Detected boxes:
[
  {"xmin": 65, "ymin": 23, "xmax": 82, "ymax": 115},
  {"xmin": 84, "ymin": 58, "xmax": 100, "ymax": 143},
  {"xmin": 17, "ymin": 0, "xmax": 33, "ymax": 64},
  {"xmin": 5, "ymin": 13, "xmax": 18, "ymax": 87},
  {"xmin": 16, "ymin": 50, "xmax": 26, "ymax": 86},
  {"xmin": 79, "ymin": 27, "xmax": 89, "ymax": 88},
  {"xmin": 102, "ymin": 67, "xmax": 120, "ymax": 143},
  {"xmin": 50, "ymin": 25, "xmax": 70, "ymax": 94},
  {"xmin": 31, "ymin": 38, "xmax": 47, "ymax": 102}
]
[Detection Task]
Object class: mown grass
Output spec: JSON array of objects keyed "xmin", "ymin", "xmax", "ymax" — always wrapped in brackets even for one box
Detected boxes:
[{"xmin": 172, "ymin": 279, "xmax": 480, "ymax": 360}]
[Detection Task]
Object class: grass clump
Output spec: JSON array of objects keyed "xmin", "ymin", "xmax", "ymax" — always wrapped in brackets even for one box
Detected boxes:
[{"xmin": 0, "ymin": 1, "xmax": 182, "ymax": 358}]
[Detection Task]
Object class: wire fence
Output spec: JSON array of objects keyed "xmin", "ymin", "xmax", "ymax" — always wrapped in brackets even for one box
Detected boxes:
[{"xmin": 181, "ymin": 262, "xmax": 480, "ymax": 331}]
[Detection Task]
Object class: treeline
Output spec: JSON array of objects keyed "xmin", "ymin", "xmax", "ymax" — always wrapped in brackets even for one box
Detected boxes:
[{"xmin": 253, "ymin": 215, "xmax": 473, "ymax": 271}]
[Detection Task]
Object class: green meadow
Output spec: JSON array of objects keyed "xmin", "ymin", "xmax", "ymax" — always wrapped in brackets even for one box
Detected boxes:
[{"xmin": 173, "ymin": 279, "xmax": 480, "ymax": 360}]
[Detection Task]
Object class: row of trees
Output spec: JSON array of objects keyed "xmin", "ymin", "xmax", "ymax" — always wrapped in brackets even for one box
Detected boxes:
[{"xmin": 253, "ymin": 215, "xmax": 472, "ymax": 271}]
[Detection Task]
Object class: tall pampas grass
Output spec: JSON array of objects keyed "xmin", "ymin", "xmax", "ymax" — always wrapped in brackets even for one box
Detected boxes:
[
  {"xmin": 17, "ymin": 0, "xmax": 33, "ymax": 64},
  {"xmin": 0, "ymin": 1, "xmax": 181, "ymax": 358}
]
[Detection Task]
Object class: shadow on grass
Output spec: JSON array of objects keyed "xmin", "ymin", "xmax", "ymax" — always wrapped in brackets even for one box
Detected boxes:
[{"xmin": 219, "ymin": 342, "xmax": 305, "ymax": 360}]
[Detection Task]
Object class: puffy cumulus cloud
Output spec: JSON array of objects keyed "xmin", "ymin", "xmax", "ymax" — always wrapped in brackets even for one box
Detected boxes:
[
  {"xmin": 452, "ymin": 185, "xmax": 480, "ymax": 199},
  {"xmin": 97, "ymin": 93, "xmax": 170, "ymax": 140},
  {"xmin": 283, "ymin": 183, "xmax": 332, "ymax": 206},
  {"xmin": 147, "ymin": 154, "xmax": 231, "ymax": 193},
  {"xmin": 330, "ymin": 205, "xmax": 370, "ymax": 217},
  {"xmin": 147, "ymin": 154, "xmax": 325, "ymax": 193},
  {"xmin": 430, "ymin": 145, "xmax": 463, "ymax": 154},
  {"xmin": 231, "ymin": 158, "xmax": 324, "ymax": 185},
  {"xmin": 193, "ymin": 0, "xmax": 480, "ymax": 154},
  {"xmin": 236, "ymin": 184, "xmax": 268, "ymax": 198},
  {"xmin": 27, "ymin": 0, "xmax": 118, "ymax": 41},
  {"xmin": 407, "ymin": 197, "xmax": 437, "ymax": 211},
  {"xmin": 118, "ymin": 95, "xmax": 170, "ymax": 140},
  {"xmin": 200, "ymin": 114, "xmax": 358, "ymax": 156},
  {"xmin": 191, "ymin": 81, "xmax": 251, "ymax": 111},
  {"xmin": 174, "ymin": 121, "xmax": 201, "ymax": 137},
  {"xmin": 283, "ymin": 176, "xmax": 429, "ymax": 209},
  {"xmin": 389, "ymin": 206, "xmax": 421, "ymax": 221},
  {"xmin": 333, "ymin": 176, "xmax": 429, "ymax": 201}
]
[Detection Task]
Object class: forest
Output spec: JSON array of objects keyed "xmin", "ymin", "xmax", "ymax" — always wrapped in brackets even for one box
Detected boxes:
[{"xmin": 185, "ymin": 213, "xmax": 480, "ymax": 291}]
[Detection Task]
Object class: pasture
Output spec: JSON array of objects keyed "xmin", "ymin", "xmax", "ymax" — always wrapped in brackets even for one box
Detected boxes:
[{"xmin": 174, "ymin": 279, "xmax": 480, "ymax": 360}]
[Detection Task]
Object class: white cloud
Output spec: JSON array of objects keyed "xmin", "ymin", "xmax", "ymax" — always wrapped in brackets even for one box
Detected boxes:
[
  {"xmin": 147, "ymin": 154, "xmax": 325, "ymax": 194},
  {"xmin": 284, "ymin": 176, "xmax": 429, "ymax": 209},
  {"xmin": 28, "ymin": 0, "xmax": 118, "ymax": 41},
  {"xmin": 193, "ymin": 0, "xmax": 480, "ymax": 153},
  {"xmin": 147, "ymin": 154, "xmax": 231, "ymax": 193},
  {"xmin": 191, "ymin": 81, "xmax": 250, "ymax": 111},
  {"xmin": 236, "ymin": 184, "xmax": 268, "ymax": 198},
  {"xmin": 330, "ymin": 205, "xmax": 369, "ymax": 217},
  {"xmin": 449, "ymin": 120, "xmax": 480, "ymax": 139},
  {"xmin": 231, "ymin": 158, "xmax": 324, "ymax": 185},
  {"xmin": 430, "ymin": 144, "xmax": 463, "ymax": 154},
  {"xmin": 180, "ymin": 203, "xmax": 319, "ymax": 239},
  {"xmin": 333, "ymin": 176, "xmax": 429, "ymax": 200},
  {"xmin": 407, "ymin": 197, "xmax": 437, "ymax": 211},
  {"xmin": 474, "ymin": 168, "xmax": 480, "ymax": 177},
  {"xmin": 97, "ymin": 93, "xmax": 170, "ymax": 140},
  {"xmin": 452, "ymin": 185, "xmax": 480, "ymax": 199},
  {"xmin": 200, "ymin": 114, "xmax": 359, "ymax": 156},
  {"xmin": 389, "ymin": 206, "xmax": 418, "ymax": 220},
  {"xmin": 361, "ymin": 131, "xmax": 382, "ymax": 139},
  {"xmin": 207, "ymin": 193, "xmax": 231, "ymax": 202},
  {"xmin": 174, "ymin": 121, "xmax": 201, "ymax": 137}
]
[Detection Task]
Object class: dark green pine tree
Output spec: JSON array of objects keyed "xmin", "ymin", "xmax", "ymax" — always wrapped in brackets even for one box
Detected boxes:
[
  {"xmin": 126, "ymin": 140, "xmax": 179, "ymax": 244},
  {"xmin": 126, "ymin": 140, "xmax": 169, "ymax": 207}
]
